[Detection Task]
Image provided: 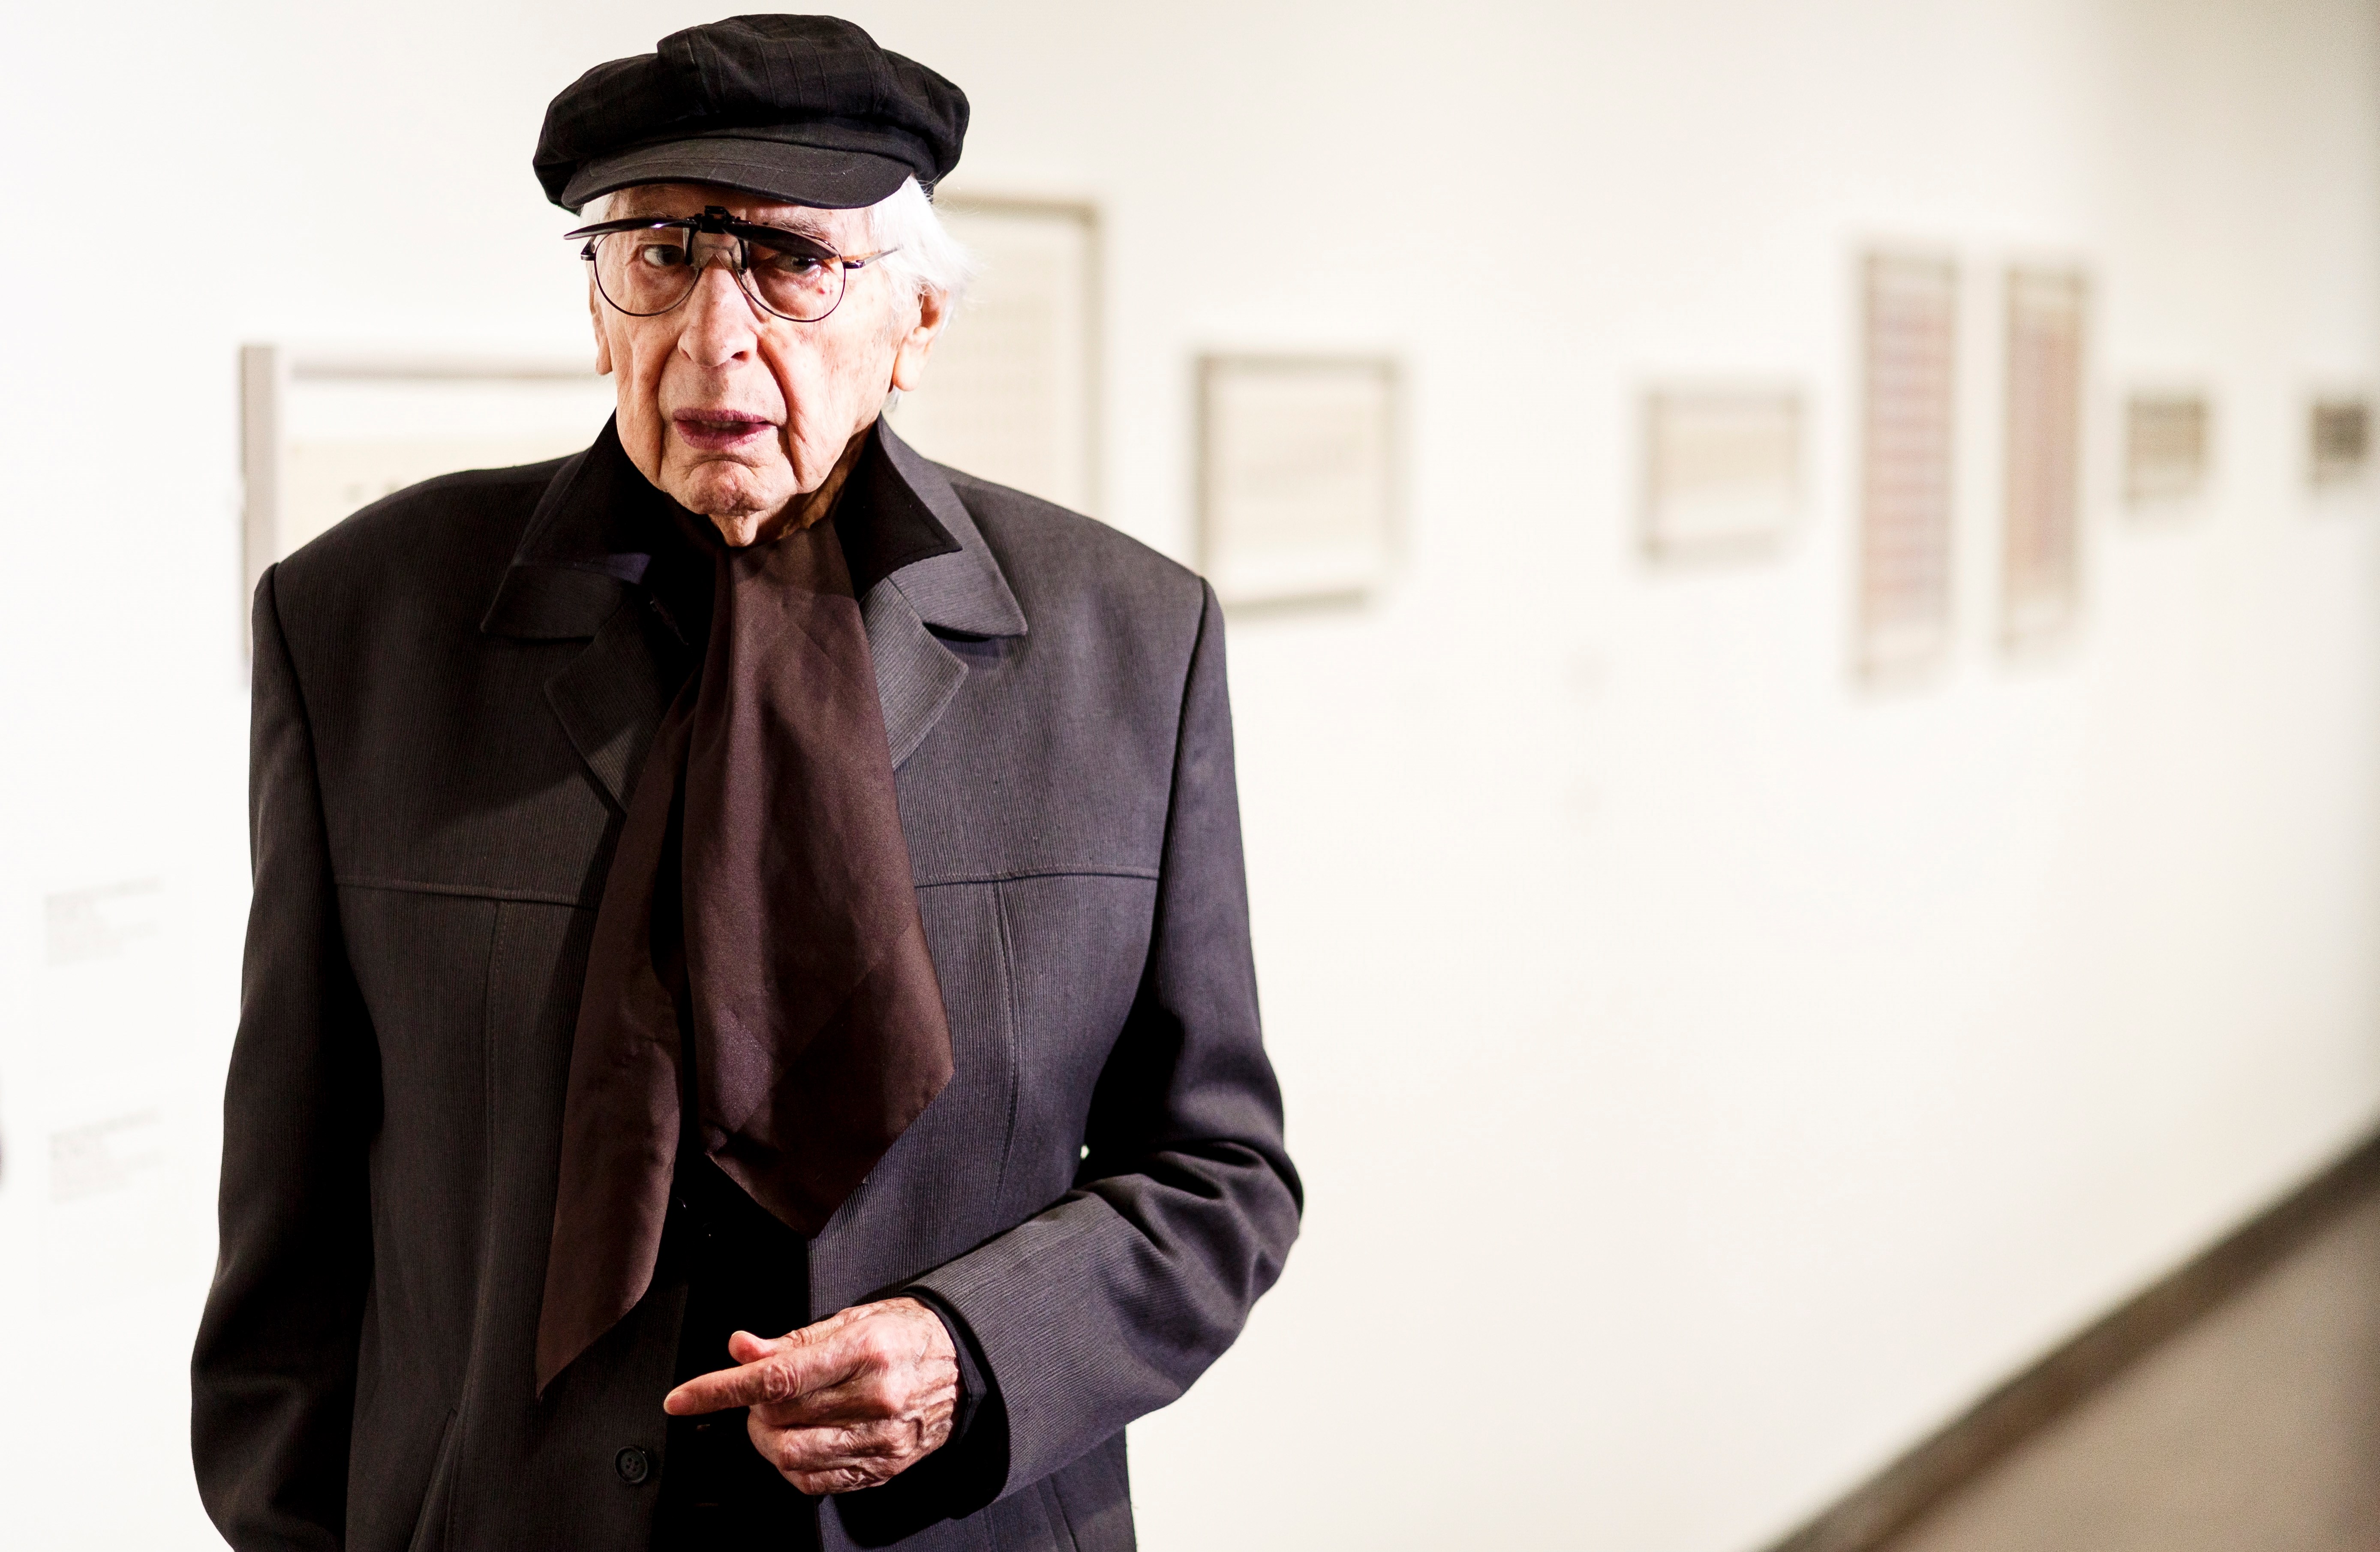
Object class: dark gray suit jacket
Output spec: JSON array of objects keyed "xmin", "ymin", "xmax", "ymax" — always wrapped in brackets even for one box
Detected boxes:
[{"xmin": 191, "ymin": 423, "xmax": 1301, "ymax": 1552}]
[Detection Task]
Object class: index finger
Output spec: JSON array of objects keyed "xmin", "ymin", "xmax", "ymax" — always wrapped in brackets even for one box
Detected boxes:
[{"xmin": 663, "ymin": 1330, "xmax": 858, "ymax": 1416}]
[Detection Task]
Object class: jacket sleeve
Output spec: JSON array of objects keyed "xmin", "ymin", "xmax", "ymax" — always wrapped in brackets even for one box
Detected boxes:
[
  {"xmin": 191, "ymin": 565, "xmax": 379, "ymax": 1550},
  {"xmin": 905, "ymin": 579, "xmax": 1303, "ymax": 1496}
]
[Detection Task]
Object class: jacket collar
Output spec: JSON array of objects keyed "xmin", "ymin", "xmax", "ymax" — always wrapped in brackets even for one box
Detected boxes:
[
  {"xmin": 481, "ymin": 416, "xmax": 1025, "ymax": 644},
  {"xmin": 480, "ymin": 417, "xmax": 673, "ymax": 641},
  {"xmin": 482, "ymin": 416, "xmax": 1025, "ymax": 802},
  {"xmin": 868, "ymin": 419, "xmax": 1028, "ymax": 639}
]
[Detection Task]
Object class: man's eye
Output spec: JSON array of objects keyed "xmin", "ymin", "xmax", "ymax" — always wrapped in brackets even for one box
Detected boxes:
[
  {"xmin": 751, "ymin": 245, "xmax": 828, "ymax": 276},
  {"xmin": 634, "ymin": 242, "xmax": 690, "ymax": 269}
]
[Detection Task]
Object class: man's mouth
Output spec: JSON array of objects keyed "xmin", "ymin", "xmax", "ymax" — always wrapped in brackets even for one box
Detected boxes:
[{"xmin": 672, "ymin": 411, "xmax": 775, "ymax": 452}]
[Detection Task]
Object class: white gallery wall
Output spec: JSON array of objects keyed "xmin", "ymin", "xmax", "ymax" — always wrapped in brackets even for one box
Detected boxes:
[{"xmin": 1, "ymin": 1, "xmax": 2375, "ymax": 1549}]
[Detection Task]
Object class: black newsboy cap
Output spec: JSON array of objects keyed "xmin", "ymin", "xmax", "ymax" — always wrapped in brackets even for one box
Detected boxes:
[{"xmin": 534, "ymin": 14, "xmax": 967, "ymax": 213}]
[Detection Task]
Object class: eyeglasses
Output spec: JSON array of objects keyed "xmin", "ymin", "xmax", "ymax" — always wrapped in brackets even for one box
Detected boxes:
[{"xmin": 565, "ymin": 204, "xmax": 893, "ymax": 324}]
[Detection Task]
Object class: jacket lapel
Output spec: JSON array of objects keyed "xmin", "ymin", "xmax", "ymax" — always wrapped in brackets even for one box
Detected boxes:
[
  {"xmin": 865, "ymin": 421, "xmax": 1028, "ymax": 769},
  {"xmin": 544, "ymin": 604, "xmax": 682, "ymax": 812},
  {"xmin": 482, "ymin": 421, "xmax": 690, "ymax": 814}
]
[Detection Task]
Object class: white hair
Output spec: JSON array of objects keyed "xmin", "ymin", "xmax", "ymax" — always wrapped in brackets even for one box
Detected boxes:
[
  {"xmin": 578, "ymin": 177, "xmax": 972, "ymax": 305},
  {"xmin": 865, "ymin": 178, "xmax": 974, "ymax": 305}
]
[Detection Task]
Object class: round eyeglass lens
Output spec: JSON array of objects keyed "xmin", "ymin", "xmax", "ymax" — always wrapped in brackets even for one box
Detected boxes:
[
  {"xmin": 588, "ymin": 228, "xmax": 698, "ymax": 316},
  {"xmin": 587, "ymin": 227, "xmax": 847, "ymax": 322},
  {"xmin": 738, "ymin": 231, "xmax": 846, "ymax": 321}
]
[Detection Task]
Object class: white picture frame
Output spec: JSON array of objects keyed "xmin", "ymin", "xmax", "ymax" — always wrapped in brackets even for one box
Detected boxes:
[
  {"xmin": 886, "ymin": 195, "xmax": 1101, "ymax": 514},
  {"xmin": 1197, "ymin": 354, "xmax": 1399, "ymax": 607},
  {"xmin": 1857, "ymin": 251, "xmax": 1959, "ymax": 675},
  {"xmin": 2123, "ymin": 390, "xmax": 2212, "ymax": 508},
  {"xmin": 1642, "ymin": 387, "xmax": 1804, "ymax": 559},
  {"xmin": 240, "ymin": 345, "xmax": 613, "ymax": 606},
  {"xmin": 2001, "ymin": 266, "xmax": 2089, "ymax": 645}
]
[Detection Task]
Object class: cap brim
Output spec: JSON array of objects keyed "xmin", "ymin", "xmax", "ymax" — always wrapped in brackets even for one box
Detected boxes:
[{"xmin": 560, "ymin": 135, "xmax": 912, "ymax": 212}]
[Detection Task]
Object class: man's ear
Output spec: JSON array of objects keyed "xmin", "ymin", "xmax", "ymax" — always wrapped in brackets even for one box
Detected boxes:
[
  {"xmin": 888, "ymin": 290, "xmax": 949, "ymax": 393},
  {"xmin": 590, "ymin": 280, "xmax": 614, "ymax": 376}
]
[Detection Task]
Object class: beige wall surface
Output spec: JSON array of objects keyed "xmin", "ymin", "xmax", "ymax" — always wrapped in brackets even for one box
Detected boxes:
[{"xmin": 1, "ymin": 1, "xmax": 2376, "ymax": 1549}]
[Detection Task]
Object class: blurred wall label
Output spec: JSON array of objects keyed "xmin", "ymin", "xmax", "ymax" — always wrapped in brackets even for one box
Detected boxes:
[
  {"xmin": 40, "ymin": 1107, "xmax": 189, "ymax": 1315},
  {"xmin": 886, "ymin": 198, "xmax": 1099, "ymax": 514},
  {"xmin": 1199, "ymin": 354, "xmax": 1398, "ymax": 606},
  {"xmin": 1643, "ymin": 388, "xmax": 1803, "ymax": 558},
  {"xmin": 2310, "ymin": 398, "xmax": 2371, "ymax": 486},
  {"xmin": 2125, "ymin": 392, "xmax": 2210, "ymax": 505},
  {"xmin": 44, "ymin": 878, "xmax": 162, "ymax": 967},
  {"xmin": 2002, "ymin": 267, "xmax": 2088, "ymax": 643},
  {"xmin": 48, "ymin": 1111, "xmax": 164, "ymax": 1204},
  {"xmin": 1858, "ymin": 253, "xmax": 1958, "ymax": 674}
]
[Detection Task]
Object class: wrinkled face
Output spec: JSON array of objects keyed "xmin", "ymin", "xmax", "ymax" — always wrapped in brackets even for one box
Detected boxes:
[{"xmin": 589, "ymin": 182, "xmax": 947, "ymax": 545}]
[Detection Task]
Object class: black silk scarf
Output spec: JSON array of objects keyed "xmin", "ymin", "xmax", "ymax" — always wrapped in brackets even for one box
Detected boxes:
[{"xmin": 535, "ymin": 438, "xmax": 955, "ymax": 1393}]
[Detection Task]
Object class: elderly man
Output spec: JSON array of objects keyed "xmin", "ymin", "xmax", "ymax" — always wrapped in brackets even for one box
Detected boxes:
[{"xmin": 190, "ymin": 15, "xmax": 1299, "ymax": 1552}]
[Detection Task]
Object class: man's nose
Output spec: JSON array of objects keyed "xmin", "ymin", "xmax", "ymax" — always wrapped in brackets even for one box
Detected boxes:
[{"xmin": 676, "ymin": 262, "xmax": 762, "ymax": 367}]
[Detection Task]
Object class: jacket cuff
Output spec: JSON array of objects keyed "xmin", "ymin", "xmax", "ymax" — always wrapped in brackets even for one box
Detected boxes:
[{"xmin": 900, "ymin": 1285, "xmax": 992, "ymax": 1451}]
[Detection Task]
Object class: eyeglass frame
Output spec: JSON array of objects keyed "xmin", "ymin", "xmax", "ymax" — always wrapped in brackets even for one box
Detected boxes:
[{"xmin": 565, "ymin": 204, "xmax": 896, "ymax": 324}]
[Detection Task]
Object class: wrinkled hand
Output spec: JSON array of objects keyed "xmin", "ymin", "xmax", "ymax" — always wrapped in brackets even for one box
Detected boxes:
[{"xmin": 663, "ymin": 1296, "xmax": 958, "ymax": 1495}]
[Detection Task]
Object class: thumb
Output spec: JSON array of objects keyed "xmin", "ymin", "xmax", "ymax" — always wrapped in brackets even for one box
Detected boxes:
[{"xmin": 726, "ymin": 1329, "xmax": 781, "ymax": 1364}]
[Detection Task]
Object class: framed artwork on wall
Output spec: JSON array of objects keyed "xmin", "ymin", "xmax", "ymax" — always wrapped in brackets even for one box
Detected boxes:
[
  {"xmin": 240, "ymin": 345, "xmax": 613, "ymax": 606},
  {"xmin": 1641, "ymin": 387, "xmax": 1803, "ymax": 559},
  {"xmin": 2001, "ymin": 267, "xmax": 2088, "ymax": 644},
  {"xmin": 886, "ymin": 195, "xmax": 1100, "ymax": 515},
  {"xmin": 1196, "ymin": 354, "xmax": 1399, "ymax": 607},
  {"xmin": 1856, "ymin": 252, "xmax": 1959, "ymax": 675},
  {"xmin": 2123, "ymin": 390, "xmax": 2211, "ymax": 507},
  {"xmin": 2309, "ymin": 396, "xmax": 2372, "ymax": 488}
]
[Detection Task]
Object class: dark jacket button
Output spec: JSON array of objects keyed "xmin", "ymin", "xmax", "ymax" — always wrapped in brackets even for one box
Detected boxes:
[{"xmin": 615, "ymin": 1445, "xmax": 654, "ymax": 1486}]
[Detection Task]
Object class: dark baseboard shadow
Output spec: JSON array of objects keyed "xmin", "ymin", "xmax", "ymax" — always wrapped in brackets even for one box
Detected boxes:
[{"xmin": 1761, "ymin": 1125, "xmax": 2380, "ymax": 1552}]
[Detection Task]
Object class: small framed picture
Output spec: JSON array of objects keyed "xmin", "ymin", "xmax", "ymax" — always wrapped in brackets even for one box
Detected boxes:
[
  {"xmin": 886, "ymin": 195, "xmax": 1100, "ymax": 514},
  {"xmin": 2124, "ymin": 391, "xmax": 2211, "ymax": 507},
  {"xmin": 2310, "ymin": 396, "xmax": 2372, "ymax": 488},
  {"xmin": 1856, "ymin": 252, "xmax": 1959, "ymax": 675},
  {"xmin": 2001, "ymin": 266, "xmax": 2088, "ymax": 645},
  {"xmin": 241, "ymin": 345, "xmax": 613, "ymax": 605},
  {"xmin": 1641, "ymin": 387, "xmax": 1803, "ymax": 558},
  {"xmin": 1197, "ymin": 354, "xmax": 1398, "ymax": 606}
]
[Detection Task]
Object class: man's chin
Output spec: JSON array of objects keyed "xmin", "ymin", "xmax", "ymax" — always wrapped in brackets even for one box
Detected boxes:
[{"xmin": 662, "ymin": 460, "xmax": 789, "ymax": 524}]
